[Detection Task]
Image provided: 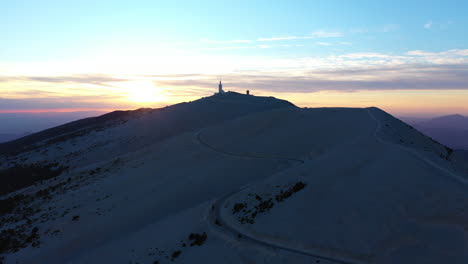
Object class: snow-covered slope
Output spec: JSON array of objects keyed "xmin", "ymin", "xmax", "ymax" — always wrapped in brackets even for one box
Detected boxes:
[{"xmin": 1, "ymin": 93, "xmax": 467, "ymax": 264}]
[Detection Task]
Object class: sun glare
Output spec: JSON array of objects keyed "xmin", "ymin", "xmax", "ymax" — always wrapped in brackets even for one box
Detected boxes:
[{"xmin": 124, "ymin": 81, "xmax": 166, "ymax": 103}]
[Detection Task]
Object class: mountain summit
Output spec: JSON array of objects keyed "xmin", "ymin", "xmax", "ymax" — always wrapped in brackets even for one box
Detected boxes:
[{"xmin": 1, "ymin": 94, "xmax": 467, "ymax": 264}]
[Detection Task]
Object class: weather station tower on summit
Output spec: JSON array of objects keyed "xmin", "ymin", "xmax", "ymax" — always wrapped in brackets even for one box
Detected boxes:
[{"xmin": 218, "ymin": 80, "xmax": 225, "ymax": 94}]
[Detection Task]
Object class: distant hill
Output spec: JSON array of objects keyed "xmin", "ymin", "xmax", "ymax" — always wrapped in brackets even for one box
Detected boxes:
[
  {"xmin": 0, "ymin": 132, "xmax": 30, "ymax": 143},
  {"xmin": 417, "ymin": 114, "xmax": 468, "ymax": 130},
  {"xmin": 405, "ymin": 114, "xmax": 468, "ymax": 150}
]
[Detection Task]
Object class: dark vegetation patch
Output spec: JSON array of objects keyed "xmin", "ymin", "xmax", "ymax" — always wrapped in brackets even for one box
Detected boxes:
[
  {"xmin": 443, "ymin": 146, "xmax": 454, "ymax": 160},
  {"xmin": 233, "ymin": 181, "xmax": 307, "ymax": 224},
  {"xmin": 0, "ymin": 172, "xmax": 83, "ymax": 258},
  {"xmin": 275, "ymin": 182, "xmax": 306, "ymax": 202},
  {"xmin": 170, "ymin": 250, "xmax": 181, "ymax": 261},
  {"xmin": 188, "ymin": 232, "xmax": 207, "ymax": 246},
  {"xmin": 149, "ymin": 231, "xmax": 208, "ymax": 263},
  {"xmin": 0, "ymin": 225, "xmax": 40, "ymax": 255},
  {"xmin": 0, "ymin": 162, "xmax": 68, "ymax": 196},
  {"xmin": 0, "ymin": 157, "xmax": 120, "ymax": 259},
  {"xmin": 88, "ymin": 167, "xmax": 102, "ymax": 176},
  {"xmin": 0, "ymin": 178, "xmax": 73, "ymax": 226},
  {"xmin": 232, "ymin": 203, "xmax": 246, "ymax": 214},
  {"xmin": 0, "ymin": 194, "xmax": 31, "ymax": 218}
]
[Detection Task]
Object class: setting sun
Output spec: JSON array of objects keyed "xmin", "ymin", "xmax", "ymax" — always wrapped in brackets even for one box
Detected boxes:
[{"xmin": 123, "ymin": 81, "xmax": 166, "ymax": 103}]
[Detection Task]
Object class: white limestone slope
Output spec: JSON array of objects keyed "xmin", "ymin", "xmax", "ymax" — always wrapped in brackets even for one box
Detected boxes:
[
  {"xmin": 1, "ymin": 93, "xmax": 467, "ymax": 264},
  {"xmin": 217, "ymin": 107, "xmax": 468, "ymax": 264}
]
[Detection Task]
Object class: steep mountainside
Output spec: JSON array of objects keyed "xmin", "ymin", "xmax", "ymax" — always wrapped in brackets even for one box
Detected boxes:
[{"xmin": 1, "ymin": 93, "xmax": 467, "ymax": 264}]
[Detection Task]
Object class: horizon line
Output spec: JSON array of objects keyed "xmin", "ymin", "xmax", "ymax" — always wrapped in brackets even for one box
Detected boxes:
[{"xmin": 0, "ymin": 108, "xmax": 117, "ymax": 114}]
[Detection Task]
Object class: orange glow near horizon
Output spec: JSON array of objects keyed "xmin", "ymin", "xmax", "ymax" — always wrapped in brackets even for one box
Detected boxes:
[
  {"xmin": 2, "ymin": 89, "xmax": 468, "ymax": 117},
  {"xmin": 2, "ymin": 77, "xmax": 468, "ymax": 117},
  {"xmin": 252, "ymin": 89, "xmax": 468, "ymax": 117},
  {"xmin": 0, "ymin": 108, "xmax": 116, "ymax": 114}
]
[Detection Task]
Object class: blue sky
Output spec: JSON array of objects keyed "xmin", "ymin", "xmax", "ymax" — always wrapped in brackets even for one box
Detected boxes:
[
  {"xmin": 1, "ymin": 0, "xmax": 468, "ymax": 117},
  {"xmin": 3, "ymin": 0, "xmax": 467, "ymax": 60}
]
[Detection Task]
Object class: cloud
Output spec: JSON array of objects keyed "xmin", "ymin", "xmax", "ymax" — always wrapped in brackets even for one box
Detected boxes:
[
  {"xmin": 311, "ymin": 31, "xmax": 343, "ymax": 38},
  {"xmin": 2, "ymin": 48, "xmax": 468, "ymax": 112},
  {"xmin": 139, "ymin": 74, "xmax": 201, "ymax": 79},
  {"xmin": 201, "ymin": 39, "xmax": 252, "ymax": 44},
  {"xmin": 408, "ymin": 49, "xmax": 468, "ymax": 57},
  {"xmin": 421, "ymin": 20, "xmax": 455, "ymax": 30},
  {"xmin": 199, "ymin": 46, "xmax": 253, "ymax": 50},
  {"xmin": 279, "ymin": 44, "xmax": 305, "ymax": 47},
  {"xmin": 0, "ymin": 96, "xmax": 124, "ymax": 111},
  {"xmin": 257, "ymin": 36, "xmax": 301, "ymax": 41},
  {"xmin": 317, "ymin": 42, "xmax": 335, "ymax": 46},
  {"xmin": 201, "ymin": 30, "xmax": 344, "ymax": 46},
  {"xmin": 316, "ymin": 41, "xmax": 352, "ymax": 46},
  {"xmin": 424, "ymin": 21, "xmax": 433, "ymax": 29},
  {"xmin": 6, "ymin": 64, "xmax": 468, "ymax": 107},
  {"xmin": 407, "ymin": 50, "xmax": 436, "ymax": 56},
  {"xmin": 381, "ymin": 24, "xmax": 399, "ymax": 32},
  {"xmin": 340, "ymin": 52, "xmax": 392, "ymax": 59},
  {"xmin": 257, "ymin": 45, "xmax": 273, "ymax": 49},
  {"xmin": 1, "ymin": 74, "xmax": 129, "ymax": 87},
  {"xmin": 349, "ymin": 28, "xmax": 369, "ymax": 33},
  {"xmin": 257, "ymin": 31, "xmax": 343, "ymax": 42},
  {"xmin": 154, "ymin": 64, "xmax": 468, "ymax": 93}
]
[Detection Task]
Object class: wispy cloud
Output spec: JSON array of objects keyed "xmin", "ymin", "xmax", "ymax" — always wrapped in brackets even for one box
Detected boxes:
[
  {"xmin": 155, "ymin": 64, "xmax": 468, "ymax": 93},
  {"xmin": 317, "ymin": 42, "xmax": 335, "ymax": 46},
  {"xmin": 0, "ymin": 97, "xmax": 125, "ymax": 111},
  {"xmin": 1, "ymin": 74, "xmax": 129, "ymax": 87},
  {"xmin": 311, "ymin": 31, "xmax": 343, "ymax": 38},
  {"xmin": 257, "ymin": 36, "xmax": 303, "ymax": 41},
  {"xmin": 381, "ymin": 24, "xmax": 399, "ymax": 32},
  {"xmin": 422, "ymin": 20, "xmax": 455, "ymax": 30},
  {"xmin": 279, "ymin": 44, "xmax": 305, "ymax": 47},
  {"xmin": 2, "ymin": 48, "xmax": 468, "ymax": 111},
  {"xmin": 340, "ymin": 52, "xmax": 393, "ymax": 59},
  {"xmin": 147, "ymin": 48, "xmax": 468, "ymax": 94},
  {"xmin": 349, "ymin": 28, "xmax": 369, "ymax": 33},
  {"xmin": 199, "ymin": 46, "xmax": 253, "ymax": 50},
  {"xmin": 210, "ymin": 30, "xmax": 344, "ymax": 44},
  {"xmin": 201, "ymin": 39, "xmax": 252, "ymax": 44},
  {"xmin": 424, "ymin": 21, "xmax": 433, "ymax": 29},
  {"xmin": 408, "ymin": 49, "xmax": 468, "ymax": 57},
  {"xmin": 316, "ymin": 41, "xmax": 352, "ymax": 46},
  {"xmin": 408, "ymin": 50, "xmax": 436, "ymax": 56}
]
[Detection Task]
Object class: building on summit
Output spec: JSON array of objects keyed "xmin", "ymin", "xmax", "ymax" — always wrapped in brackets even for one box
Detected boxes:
[{"xmin": 218, "ymin": 81, "xmax": 225, "ymax": 94}]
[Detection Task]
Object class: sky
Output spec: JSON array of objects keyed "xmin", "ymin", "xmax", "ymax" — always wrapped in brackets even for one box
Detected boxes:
[{"xmin": 2, "ymin": 0, "xmax": 468, "ymax": 120}]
